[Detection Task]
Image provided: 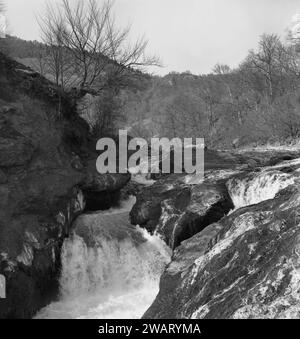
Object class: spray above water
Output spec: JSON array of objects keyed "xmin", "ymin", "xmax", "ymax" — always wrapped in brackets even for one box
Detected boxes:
[
  {"xmin": 35, "ymin": 199, "xmax": 171, "ymax": 319},
  {"xmin": 35, "ymin": 154, "xmax": 300, "ymax": 319},
  {"xmin": 227, "ymin": 171, "xmax": 295, "ymax": 210}
]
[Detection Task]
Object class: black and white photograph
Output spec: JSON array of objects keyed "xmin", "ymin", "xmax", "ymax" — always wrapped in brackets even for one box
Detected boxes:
[{"xmin": 1, "ymin": 0, "xmax": 300, "ymax": 329}]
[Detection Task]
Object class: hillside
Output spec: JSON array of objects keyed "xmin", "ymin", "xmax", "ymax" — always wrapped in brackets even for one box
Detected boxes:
[
  {"xmin": 122, "ymin": 68, "xmax": 300, "ymax": 148},
  {"xmin": 3, "ymin": 1, "xmax": 300, "ymax": 323},
  {"xmin": 5, "ymin": 35, "xmax": 300, "ymax": 149}
]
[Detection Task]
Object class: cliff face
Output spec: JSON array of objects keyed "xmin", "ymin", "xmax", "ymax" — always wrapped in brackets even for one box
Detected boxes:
[{"xmin": 0, "ymin": 53, "xmax": 129, "ymax": 318}]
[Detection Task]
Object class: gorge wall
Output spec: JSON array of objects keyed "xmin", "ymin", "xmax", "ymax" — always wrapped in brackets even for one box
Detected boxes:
[{"xmin": 0, "ymin": 53, "xmax": 130, "ymax": 319}]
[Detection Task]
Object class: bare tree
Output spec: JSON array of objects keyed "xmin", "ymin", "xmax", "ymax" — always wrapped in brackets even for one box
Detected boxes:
[
  {"xmin": 213, "ymin": 63, "xmax": 231, "ymax": 75},
  {"xmin": 246, "ymin": 34, "xmax": 288, "ymax": 103},
  {"xmin": 38, "ymin": 0, "xmax": 160, "ymax": 94},
  {"xmin": 38, "ymin": 2, "xmax": 76, "ymax": 90}
]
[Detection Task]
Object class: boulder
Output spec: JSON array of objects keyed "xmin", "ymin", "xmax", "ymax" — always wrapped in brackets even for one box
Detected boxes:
[
  {"xmin": 130, "ymin": 176, "xmax": 186, "ymax": 232},
  {"xmin": 157, "ymin": 183, "xmax": 233, "ymax": 249},
  {"xmin": 144, "ymin": 184, "xmax": 300, "ymax": 319},
  {"xmin": 80, "ymin": 160, "xmax": 131, "ymax": 211},
  {"xmin": 81, "ymin": 161, "xmax": 131, "ymax": 193},
  {"xmin": 130, "ymin": 175, "xmax": 233, "ymax": 249}
]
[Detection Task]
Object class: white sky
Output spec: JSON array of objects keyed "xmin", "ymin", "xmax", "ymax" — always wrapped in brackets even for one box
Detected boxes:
[{"xmin": 5, "ymin": 0, "xmax": 300, "ymax": 75}]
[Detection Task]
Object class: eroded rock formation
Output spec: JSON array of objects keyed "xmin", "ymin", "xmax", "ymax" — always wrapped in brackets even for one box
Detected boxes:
[
  {"xmin": 0, "ymin": 53, "xmax": 130, "ymax": 318},
  {"xmin": 144, "ymin": 162, "xmax": 300, "ymax": 319}
]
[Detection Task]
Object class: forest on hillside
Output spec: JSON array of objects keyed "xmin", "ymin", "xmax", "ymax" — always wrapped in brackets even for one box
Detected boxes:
[
  {"xmin": 122, "ymin": 34, "xmax": 300, "ymax": 148},
  {"xmin": 2, "ymin": 1, "xmax": 300, "ymax": 149}
]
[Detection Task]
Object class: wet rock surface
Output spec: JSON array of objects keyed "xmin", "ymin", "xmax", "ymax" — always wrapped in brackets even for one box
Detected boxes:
[
  {"xmin": 131, "ymin": 150, "xmax": 300, "ymax": 252},
  {"xmin": 130, "ymin": 171, "xmax": 234, "ymax": 249},
  {"xmin": 144, "ymin": 166, "xmax": 300, "ymax": 319}
]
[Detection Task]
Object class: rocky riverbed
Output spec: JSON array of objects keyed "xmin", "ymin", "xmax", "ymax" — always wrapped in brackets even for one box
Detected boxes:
[
  {"xmin": 2, "ymin": 52, "xmax": 300, "ymax": 319},
  {"xmin": 143, "ymin": 153, "xmax": 300, "ymax": 319}
]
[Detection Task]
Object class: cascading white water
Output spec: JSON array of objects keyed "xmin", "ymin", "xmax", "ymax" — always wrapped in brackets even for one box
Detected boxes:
[
  {"xmin": 35, "ymin": 198, "xmax": 171, "ymax": 319},
  {"xmin": 227, "ymin": 170, "xmax": 295, "ymax": 210}
]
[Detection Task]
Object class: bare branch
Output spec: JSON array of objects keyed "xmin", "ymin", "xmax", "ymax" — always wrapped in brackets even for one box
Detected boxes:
[{"xmin": 37, "ymin": 0, "xmax": 161, "ymax": 93}]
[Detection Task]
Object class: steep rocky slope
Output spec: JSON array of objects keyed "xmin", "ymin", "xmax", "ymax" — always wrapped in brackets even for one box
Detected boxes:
[{"xmin": 0, "ymin": 53, "xmax": 129, "ymax": 318}]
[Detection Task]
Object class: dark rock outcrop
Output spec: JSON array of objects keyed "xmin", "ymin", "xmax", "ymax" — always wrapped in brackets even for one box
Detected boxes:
[
  {"xmin": 130, "ymin": 176, "xmax": 187, "ymax": 232},
  {"xmin": 0, "ymin": 53, "xmax": 130, "ymax": 318},
  {"xmin": 144, "ymin": 183, "xmax": 300, "ymax": 319},
  {"xmin": 130, "ymin": 175, "xmax": 233, "ymax": 249},
  {"xmin": 81, "ymin": 161, "xmax": 131, "ymax": 211},
  {"xmin": 0, "ymin": 135, "xmax": 35, "ymax": 167}
]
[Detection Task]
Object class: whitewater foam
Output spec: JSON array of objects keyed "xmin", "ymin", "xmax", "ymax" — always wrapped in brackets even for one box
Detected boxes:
[
  {"xmin": 35, "ymin": 200, "xmax": 171, "ymax": 319},
  {"xmin": 227, "ymin": 171, "xmax": 295, "ymax": 209}
]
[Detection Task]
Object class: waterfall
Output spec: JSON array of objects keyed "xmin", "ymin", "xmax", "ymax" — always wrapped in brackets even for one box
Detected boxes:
[
  {"xmin": 227, "ymin": 170, "xmax": 295, "ymax": 210},
  {"xmin": 35, "ymin": 198, "xmax": 171, "ymax": 319}
]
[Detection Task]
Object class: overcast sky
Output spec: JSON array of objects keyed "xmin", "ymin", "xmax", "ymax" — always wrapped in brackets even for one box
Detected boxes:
[{"xmin": 5, "ymin": 0, "xmax": 300, "ymax": 75}]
